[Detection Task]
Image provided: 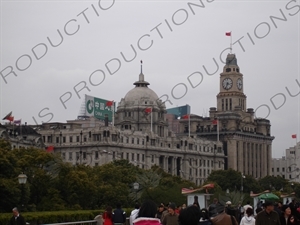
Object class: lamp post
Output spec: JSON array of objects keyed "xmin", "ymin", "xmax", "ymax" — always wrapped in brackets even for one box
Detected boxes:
[
  {"xmin": 241, "ymin": 173, "xmax": 245, "ymax": 193},
  {"xmin": 60, "ymin": 131, "xmax": 62, "ymax": 146},
  {"xmin": 133, "ymin": 182, "xmax": 139, "ymax": 202},
  {"xmin": 18, "ymin": 173, "xmax": 27, "ymax": 212}
]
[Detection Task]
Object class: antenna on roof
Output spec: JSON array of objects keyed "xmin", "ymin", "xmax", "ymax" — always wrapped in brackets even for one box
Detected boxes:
[{"xmin": 140, "ymin": 60, "xmax": 143, "ymax": 73}]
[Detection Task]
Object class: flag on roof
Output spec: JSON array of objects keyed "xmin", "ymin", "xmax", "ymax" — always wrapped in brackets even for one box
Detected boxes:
[
  {"xmin": 3, "ymin": 111, "xmax": 14, "ymax": 121},
  {"xmin": 225, "ymin": 32, "xmax": 231, "ymax": 36},
  {"xmin": 106, "ymin": 101, "xmax": 113, "ymax": 107},
  {"xmin": 145, "ymin": 107, "xmax": 152, "ymax": 113}
]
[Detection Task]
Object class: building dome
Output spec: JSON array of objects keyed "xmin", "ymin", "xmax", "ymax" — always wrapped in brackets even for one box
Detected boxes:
[
  {"xmin": 121, "ymin": 72, "xmax": 161, "ymax": 107},
  {"xmin": 124, "ymin": 86, "xmax": 159, "ymax": 103}
]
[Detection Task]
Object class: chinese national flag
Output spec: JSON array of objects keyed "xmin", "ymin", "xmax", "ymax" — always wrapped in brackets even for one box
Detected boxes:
[
  {"xmin": 145, "ymin": 108, "xmax": 152, "ymax": 113},
  {"xmin": 46, "ymin": 146, "xmax": 54, "ymax": 152},
  {"xmin": 292, "ymin": 134, "xmax": 297, "ymax": 139},
  {"xmin": 182, "ymin": 114, "xmax": 189, "ymax": 119},
  {"xmin": 212, "ymin": 119, "xmax": 218, "ymax": 125},
  {"xmin": 225, "ymin": 32, "xmax": 231, "ymax": 36},
  {"xmin": 106, "ymin": 101, "xmax": 113, "ymax": 106}
]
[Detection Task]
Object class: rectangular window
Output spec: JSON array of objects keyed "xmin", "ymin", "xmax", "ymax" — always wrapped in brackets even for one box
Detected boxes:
[
  {"xmin": 63, "ymin": 137, "xmax": 66, "ymax": 143},
  {"xmin": 277, "ymin": 168, "xmax": 279, "ymax": 172},
  {"xmin": 112, "ymin": 134, "xmax": 117, "ymax": 142},
  {"xmin": 132, "ymin": 138, "xmax": 134, "ymax": 144},
  {"xmin": 126, "ymin": 153, "xmax": 129, "ymax": 160},
  {"xmin": 137, "ymin": 154, "xmax": 140, "ymax": 161},
  {"xmin": 83, "ymin": 152, "xmax": 87, "ymax": 159},
  {"xmin": 43, "ymin": 136, "xmax": 45, "ymax": 142},
  {"xmin": 151, "ymin": 155, "xmax": 154, "ymax": 163},
  {"xmin": 84, "ymin": 136, "xmax": 87, "ymax": 142},
  {"xmin": 95, "ymin": 151, "xmax": 99, "ymax": 159},
  {"xmin": 62, "ymin": 152, "xmax": 66, "ymax": 160},
  {"xmin": 69, "ymin": 136, "xmax": 73, "ymax": 142},
  {"xmin": 76, "ymin": 136, "xmax": 80, "ymax": 142},
  {"xmin": 113, "ymin": 152, "xmax": 115, "ymax": 159},
  {"xmin": 69, "ymin": 152, "xmax": 73, "ymax": 160},
  {"xmin": 132, "ymin": 153, "xmax": 135, "ymax": 161},
  {"xmin": 189, "ymin": 144, "xmax": 193, "ymax": 150},
  {"xmin": 142, "ymin": 154, "xmax": 145, "ymax": 162},
  {"xmin": 56, "ymin": 137, "xmax": 59, "ymax": 143},
  {"xmin": 47, "ymin": 136, "xmax": 52, "ymax": 143},
  {"xmin": 137, "ymin": 139, "xmax": 140, "ymax": 144}
]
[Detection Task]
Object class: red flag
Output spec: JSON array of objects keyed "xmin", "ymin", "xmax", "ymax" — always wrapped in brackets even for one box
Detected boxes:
[
  {"xmin": 182, "ymin": 114, "xmax": 189, "ymax": 119},
  {"xmin": 226, "ymin": 32, "xmax": 231, "ymax": 36},
  {"xmin": 3, "ymin": 111, "xmax": 14, "ymax": 121},
  {"xmin": 145, "ymin": 107, "xmax": 152, "ymax": 113},
  {"xmin": 46, "ymin": 146, "xmax": 54, "ymax": 152},
  {"xmin": 106, "ymin": 101, "xmax": 113, "ymax": 106},
  {"xmin": 212, "ymin": 119, "xmax": 218, "ymax": 125},
  {"xmin": 292, "ymin": 134, "xmax": 297, "ymax": 139}
]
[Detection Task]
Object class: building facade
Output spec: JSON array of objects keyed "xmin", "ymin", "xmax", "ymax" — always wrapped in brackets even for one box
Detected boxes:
[
  {"xmin": 0, "ymin": 123, "xmax": 44, "ymax": 149},
  {"xmin": 179, "ymin": 54, "xmax": 274, "ymax": 178},
  {"xmin": 272, "ymin": 141, "xmax": 300, "ymax": 182},
  {"xmin": 37, "ymin": 72, "xmax": 225, "ymax": 185}
]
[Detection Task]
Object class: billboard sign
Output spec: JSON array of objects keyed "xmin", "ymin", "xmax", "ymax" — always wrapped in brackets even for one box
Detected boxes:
[{"xmin": 85, "ymin": 95, "xmax": 115, "ymax": 121}]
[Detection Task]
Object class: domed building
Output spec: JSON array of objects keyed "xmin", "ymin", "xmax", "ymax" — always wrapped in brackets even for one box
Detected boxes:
[
  {"xmin": 35, "ymin": 69, "xmax": 225, "ymax": 186},
  {"xmin": 115, "ymin": 72, "xmax": 168, "ymax": 137}
]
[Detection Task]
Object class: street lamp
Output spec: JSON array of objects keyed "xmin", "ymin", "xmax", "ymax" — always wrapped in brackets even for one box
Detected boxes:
[
  {"xmin": 80, "ymin": 130, "xmax": 83, "ymax": 164},
  {"xmin": 241, "ymin": 173, "xmax": 245, "ymax": 193},
  {"xmin": 133, "ymin": 182, "xmax": 139, "ymax": 202},
  {"xmin": 18, "ymin": 173, "xmax": 27, "ymax": 211}
]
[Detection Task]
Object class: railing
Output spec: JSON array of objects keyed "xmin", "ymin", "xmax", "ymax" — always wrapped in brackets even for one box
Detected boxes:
[{"xmin": 41, "ymin": 220, "xmax": 97, "ymax": 225}]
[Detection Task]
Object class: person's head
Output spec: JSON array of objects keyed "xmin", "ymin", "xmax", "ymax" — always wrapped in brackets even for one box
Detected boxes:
[
  {"xmin": 134, "ymin": 203, "xmax": 140, "ymax": 210},
  {"xmin": 168, "ymin": 203, "xmax": 176, "ymax": 214},
  {"xmin": 106, "ymin": 206, "xmax": 112, "ymax": 212},
  {"xmin": 245, "ymin": 207, "xmax": 253, "ymax": 217},
  {"xmin": 116, "ymin": 203, "xmax": 121, "ymax": 209},
  {"xmin": 138, "ymin": 200, "xmax": 157, "ymax": 218},
  {"xmin": 158, "ymin": 204, "xmax": 164, "ymax": 212},
  {"xmin": 213, "ymin": 198, "xmax": 218, "ymax": 204},
  {"xmin": 200, "ymin": 208, "xmax": 210, "ymax": 220},
  {"xmin": 288, "ymin": 215, "xmax": 296, "ymax": 224},
  {"xmin": 278, "ymin": 202, "xmax": 283, "ymax": 208},
  {"xmin": 12, "ymin": 208, "xmax": 19, "ymax": 217},
  {"xmin": 178, "ymin": 206, "xmax": 202, "ymax": 225},
  {"xmin": 263, "ymin": 201, "xmax": 274, "ymax": 213},
  {"xmin": 246, "ymin": 201, "xmax": 250, "ymax": 205},
  {"xmin": 282, "ymin": 205, "xmax": 291, "ymax": 216},
  {"xmin": 182, "ymin": 204, "xmax": 187, "ymax": 209}
]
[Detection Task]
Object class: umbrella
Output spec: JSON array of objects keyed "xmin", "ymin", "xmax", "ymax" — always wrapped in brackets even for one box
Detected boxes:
[{"xmin": 258, "ymin": 193, "xmax": 279, "ymax": 200}]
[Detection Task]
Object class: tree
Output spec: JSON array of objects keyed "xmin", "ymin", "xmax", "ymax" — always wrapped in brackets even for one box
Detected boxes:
[{"xmin": 258, "ymin": 175, "xmax": 289, "ymax": 192}]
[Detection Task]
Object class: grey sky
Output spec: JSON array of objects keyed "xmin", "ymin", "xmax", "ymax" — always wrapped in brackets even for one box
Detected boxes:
[{"xmin": 0, "ymin": 0, "xmax": 299, "ymax": 158}]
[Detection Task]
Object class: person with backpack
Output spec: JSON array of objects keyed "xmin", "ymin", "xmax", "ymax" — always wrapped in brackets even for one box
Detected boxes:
[{"xmin": 113, "ymin": 203, "xmax": 126, "ymax": 225}]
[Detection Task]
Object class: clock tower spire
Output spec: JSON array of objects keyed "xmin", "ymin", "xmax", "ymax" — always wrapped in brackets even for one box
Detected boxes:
[{"xmin": 217, "ymin": 54, "xmax": 247, "ymax": 112}]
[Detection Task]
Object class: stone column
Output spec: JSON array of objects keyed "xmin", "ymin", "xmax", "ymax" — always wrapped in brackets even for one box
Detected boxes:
[
  {"xmin": 237, "ymin": 140, "xmax": 243, "ymax": 173},
  {"xmin": 244, "ymin": 142, "xmax": 248, "ymax": 175}
]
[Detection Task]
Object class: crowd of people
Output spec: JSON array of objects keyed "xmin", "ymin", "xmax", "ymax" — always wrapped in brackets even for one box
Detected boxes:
[{"xmin": 9, "ymin": 197, "xmax": 300, "ymax": 225}]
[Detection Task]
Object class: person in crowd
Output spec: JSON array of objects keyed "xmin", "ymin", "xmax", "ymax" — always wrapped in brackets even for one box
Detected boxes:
[
  {"xmin": 181, "ymin": 204, "xmax": 187, "ymax": 210},
  {"xmin": 155, "ymin": 204, "xmax": 165, "ymax": 221},
  {"xmin": 199, "ymin": 208, "xmax": 212, "ymax": 225},
  {"xmin": 113, "ymin": 203, "xmax": 126, "ymax": 225},
  {"xmin": 133, "ymin": 200, "xmax": 161, "ymax": 225},
  {"xmin": 211, "ymin": 204, "xmax": 238, "ymax": 225},
  {"xmin": 255, "ymin": 200, "xmax": 281, "ymax": 225},
  {"xmin": 281, "ymin": 205, "xmax": 292, "ymax": 225},
  {"xmin": 193, "ymin": 196, "xmax": 200, "ymax": 209},
  {"xmin": 9, "ymin": 207, "xmax": 26, "ymax": 225},
  {"xmin": 161, "ymin": 203, "xmax": 170, "ymax": 222},
  {"xmin": 274, "ymin": 202, "xmax": 283, "ymax": 216},
  {"xmin": 237, "ymin": 201, "xmax": 244, "ymax": 223},
  {"xmin": 287, "ymin": 215, "xmax": 300, "ymax": 225},
  {"xmin": 178, "ymin": 205, "xmax": 201, "ymax": 225},
  {"xmin": 208, "ymin": 198, "xmax": 221, "ymax": 218},
  {"xmin": 175, "ymin": 206, "xmax": 181, "ymax": 215},
  {"xmin": 162, "ymin": 203, "xmax": 179, "ymax": 225},
  {"xmin": 225, "ymin": 201, "xmax": 239, "ymax": 222},
  {"xmin": 130, "ymin": 203, "xmax": 140, "ymax": 225},
  {"xmin": 289, "ymin": 200, "xmax": 298, "ymax": 219},
  {"xmin": 240, "ymin": 207, "xmax": 255, "ymax": 225},
  {"xmin": 244, "ymin": 201, "xmax": 253, "ymax": 212},
  {"xmin": 103, "ymin": 206, "xmax": 113, "ymax": 225}
]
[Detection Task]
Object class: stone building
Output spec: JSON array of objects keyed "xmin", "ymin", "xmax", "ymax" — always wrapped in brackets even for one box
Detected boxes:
[
  {"xmin": 272, "ymin": 141, "xmax": 300, "ymax": 182},
  {"xmin": 179, "ymin": 54, "xmax": 274, "ymax": 178},
  {"xmin": 36, "ymin": 71, "xmax": 225, "ymax": 185},
  {"xmin": 0, "ymin": 123, "xmax": 44, "ymax": 149}
]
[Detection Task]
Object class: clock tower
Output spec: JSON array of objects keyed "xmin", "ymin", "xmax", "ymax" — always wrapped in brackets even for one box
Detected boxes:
[{"xmin": 217, "ymin": 54, "xmax": 247, "ymax": 112}]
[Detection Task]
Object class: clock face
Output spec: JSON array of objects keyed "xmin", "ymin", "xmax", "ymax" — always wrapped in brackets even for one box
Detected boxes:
[
  {"xmin": 222, "ymin": 78, "xmax": 233, "ymax": 90},
  {"xmin": 237, "ymin": 78, "xmax": 243, "ymax": 90}
]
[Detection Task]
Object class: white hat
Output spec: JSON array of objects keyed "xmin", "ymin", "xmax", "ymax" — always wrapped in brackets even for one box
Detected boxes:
[{"xmin": 226, "ymin": 201, "xmax": 232, "ymax": 205}]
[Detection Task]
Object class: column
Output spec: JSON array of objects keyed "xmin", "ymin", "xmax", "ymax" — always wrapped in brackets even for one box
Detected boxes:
[
  {"xmin": 165, "ymin": 156, "xmax": 169, "ymax": 173},
  {"xmin": 237, "ymin": 141, "xmax": 244, "ymax": 173},
  {"xmin": 173, "ymin": 157, "xmax": 177, "ymax": 176},
  {"xmin": 244, "ymin": 142, "xmax": 248, "ymax": 175}
]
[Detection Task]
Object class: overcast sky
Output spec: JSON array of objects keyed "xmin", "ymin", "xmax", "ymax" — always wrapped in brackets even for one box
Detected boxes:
[{"xmin": 1, "ymin": 0, "xmax": 299, "ymax": 158}]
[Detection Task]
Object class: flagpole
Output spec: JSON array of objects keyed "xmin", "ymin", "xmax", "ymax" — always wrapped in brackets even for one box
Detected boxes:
[
  {"xmin": 189, "ymin": 114, "xmax": 191, "ymax": 137},
  {"xmin": 217, "ymin": 118, "xmax": 219, "ymax": 143},
  {"xmin": 150, "ymin": 107, "xmax": 153, "ymax": 132},
  {"xmin": 112, "ymin": 101, "xmax": 114, "ymax": 127},
  {"xmin": 230, "ymin": 31, "xmax": 232, "ymax": 54}
]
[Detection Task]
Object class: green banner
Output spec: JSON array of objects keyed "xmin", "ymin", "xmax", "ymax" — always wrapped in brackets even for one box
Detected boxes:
[{"xmin": 85, "ymin": 95, "xmax": 115, "ymax": 121}]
